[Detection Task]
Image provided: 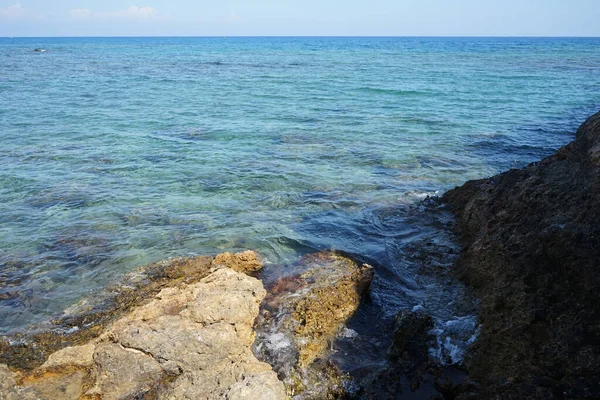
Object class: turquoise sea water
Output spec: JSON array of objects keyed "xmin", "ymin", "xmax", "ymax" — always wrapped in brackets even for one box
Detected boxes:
[{"xmin": 1, "ymin": 37, "xmax": 599, "ymax": 334}]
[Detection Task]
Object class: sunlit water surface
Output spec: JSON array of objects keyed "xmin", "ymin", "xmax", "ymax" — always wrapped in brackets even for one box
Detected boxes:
[{"xmin": 0, "ymin": 37, "xmax": 599, "ymax": 354}]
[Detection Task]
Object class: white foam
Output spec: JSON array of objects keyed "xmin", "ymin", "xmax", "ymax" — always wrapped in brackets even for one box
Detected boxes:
[
  {"xmin": 65, "ymin": 326, "xmax": 80, "ymax": 334},
  {"xmin": 339, "ymin": 327, "xmax": 359, "ymax": 339},
  {"xmin": 411, "ymin": 304, "xmax": 425, "ymax": 312},
  {"xmin": 265, "ymin": 332, "xmax": 293, "ymax": 352},
  {"xmin": 429, "ymin": 315, "xmax": 479, "ymax": 365}
]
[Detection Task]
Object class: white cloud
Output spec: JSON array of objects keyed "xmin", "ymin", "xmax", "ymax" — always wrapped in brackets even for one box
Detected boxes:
[
  {"xmin": 0, "ymin": 1, "xmax": 43, "ymax": 20},
  {"xmin": 0, "ymin": 1, "xmax": 22, "ymax": 17},
  {"xmin": 69, "ymin": 8, "xmax": 92, "ymax": 19},
  {"xmin": 124, "ymin": 6, "xmax": 157, "ymax": 18},
  {"xmin": 69, "ymin": 5, "xmax": 160, "ymax": 21}
]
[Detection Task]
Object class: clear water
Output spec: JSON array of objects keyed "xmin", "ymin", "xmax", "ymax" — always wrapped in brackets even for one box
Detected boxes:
[{"xmin": 0, "ymin": 37, "xmax": 599, "ymax": 334}]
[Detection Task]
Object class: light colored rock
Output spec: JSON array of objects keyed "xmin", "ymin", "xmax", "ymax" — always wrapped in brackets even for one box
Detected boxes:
[
  {"xmin": 41, "ymin": 343, "xmax": 96, "ymax": 370},
  {"xmin": 0, "ymin": 261, "xmax": 286, "ymax": 400},
  {"xmin": 107, "ymin": 268, "xmax": 284, "ymax": 399},
  {"xmin": 212, "ymin": 250, "xmax": 263, "ymax": 273},
  {"xmin": 0, "ymin": 364, "xmax": 38, "ymax": 400},
  {"xmin": 20, "ymin": 369, "xmax": 87, "ymax": 400},
  {"xmin": 90, "ymin": 342, "xmax": 165, "ymax": 400},
  {"xmin": 226, "ymin": 372, "xmax": 290, "ymax": 400}
]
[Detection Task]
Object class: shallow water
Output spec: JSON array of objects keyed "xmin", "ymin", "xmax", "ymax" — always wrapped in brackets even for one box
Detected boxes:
[{"xmin": 0, "ymin": 37, "xmax": 599, "ymax": 335}]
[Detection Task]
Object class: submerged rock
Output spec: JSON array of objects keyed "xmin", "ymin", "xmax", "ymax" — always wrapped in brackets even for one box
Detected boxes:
[
  {"xmin": 389, "ymin": 309, "xmax": 435, "ymax": 362},
  {"xmin": 0, "ymin": 251, "xmax": 286, "ymax": 400},
  {"xmin": 355, "ymin": 308, "xmax": 454, "ymax": 400},
  {"xmin": 443, "ymin": 111, "xmax": 600, "ymax": 398},
  {"xmin": 254, "ymin": 251, "xmax": 374, "ymax": 398}
]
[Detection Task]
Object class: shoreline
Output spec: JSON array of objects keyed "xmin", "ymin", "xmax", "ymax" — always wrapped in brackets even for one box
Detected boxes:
[
  {"xmin": 1, "ymin": 110, "xmax": 599, "ymax": 398},
  {"xmin": 0, "ymin": 250, "xmax": 374, "ymax": 399},
  {"xmin": 441, "ymin": 110, "xmax": 600, "ymax": 398}
]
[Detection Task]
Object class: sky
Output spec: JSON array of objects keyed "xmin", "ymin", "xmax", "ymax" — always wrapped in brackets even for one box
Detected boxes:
[{"xmin": 0, "ymin": 0, "xmax": 599, "ymax": 37}]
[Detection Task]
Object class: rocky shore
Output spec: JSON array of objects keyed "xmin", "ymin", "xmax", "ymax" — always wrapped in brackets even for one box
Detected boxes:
[
  {"xmin": 1, "ymin": 111, "xmax": 599, "ymax": 399},
  {"xmin": 443, "ymin": 111, "xmax": 600, "ymax": 398},
  {"xmin": 255, "ymin": 251, "xmax": 373, "ymax": 398},
  {"xmin": 0, "ymin": 251, "xmax": 287, "ymax": 399},
  {"xmin": 341, "ymin": 110, "xmax": 600, "ymax": 399},
  {"xmin": 0, "ymin": 250, "xmax": 373, "ymax": 399}
]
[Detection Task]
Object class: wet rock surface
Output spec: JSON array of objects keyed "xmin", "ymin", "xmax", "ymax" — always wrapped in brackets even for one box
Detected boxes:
[
  {"xmin": 0, "ymin": 254, "xmax": 215, "ymax": 371},
  {"xmin": 389, "ymin": 309, "xmax": 435, "ymax": 362},
  {"xmin": 443, "ymin": 111, "xmax": 600, "ymax": 398},
  {"xmin": 0, "ymin": 251, "xmax": 286, "ymax": 400},
  {"xmin": 0, "ymin": 250, "xmax": 376, "ymax": 399},
  {"xmin": 254, "ymin": 251, "xmax": 374, "ymax": 398},
  {"xmin": 352, "ymin": 306, "xmax": 477, "ymax": 400},
  {"xmin": 212, "ymin": 250, "xmax": 264, "ymax": 274},
  {"xmin": 320, "ymin": 200, "xmax": 481, "ymax": 400}
]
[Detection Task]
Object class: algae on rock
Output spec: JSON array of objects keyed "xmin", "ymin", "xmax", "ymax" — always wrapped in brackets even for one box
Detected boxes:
[{"xmin": 254, "ymin": 251, "xmax": 374, "ymax": 399}]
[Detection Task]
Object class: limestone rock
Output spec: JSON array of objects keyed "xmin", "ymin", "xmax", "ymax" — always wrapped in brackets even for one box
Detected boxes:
[
  {"xmin": 20, "ymin": 368, "xmax": 88, "ymax": 400},
  {"xmin": 89, "ymin": 343, "xmax": 165, "ymax": 400},
  {"xmin": 0, "ymin": 256, "xmax": 286, "ymax": 400},
  {"xmin": 0, "ymin": 254, "xmax": 215, "ymax": 373},
  {"xmin": 226, "ymin": 372, "xmax": 290, "ymax": 400},
  {"xmin": 0, "ymin": 364, "xmax": 38, "ymax": 400},
  {"xmin": 41, "ymin": 344, "xmax": 96, "ymax": 370},
  {"xmin": 212, "ymin": 250, "xmax": 263, "ymax": 273}
]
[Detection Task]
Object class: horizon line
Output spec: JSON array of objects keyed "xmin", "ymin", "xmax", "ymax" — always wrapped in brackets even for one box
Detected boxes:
[{"xmin": 2, "ymin": 35, "xmax": 600, "ymax": 39}]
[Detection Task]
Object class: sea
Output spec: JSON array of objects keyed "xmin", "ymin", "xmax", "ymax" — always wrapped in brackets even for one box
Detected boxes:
[{"xmin": 0, "ymin": 37, "xmax": 599, "ymax": 363}]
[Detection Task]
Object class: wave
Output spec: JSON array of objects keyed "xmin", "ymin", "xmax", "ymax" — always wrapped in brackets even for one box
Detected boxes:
[{"xmin": 356, "ymin": 86, "xmax": 438, "ymax": 97}]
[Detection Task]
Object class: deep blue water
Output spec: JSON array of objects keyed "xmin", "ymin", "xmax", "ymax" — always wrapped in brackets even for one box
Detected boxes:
[{"xmin": 0, "ymin": 37, "xmax": 599, "ymax": 334}]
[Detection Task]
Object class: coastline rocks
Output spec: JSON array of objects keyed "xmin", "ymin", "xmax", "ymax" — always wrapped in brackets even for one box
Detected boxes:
[
  {"xmin": 254, "ymin": 251, "xmax": 373, "ymax": 399},
  {"xmin": 0, "ymin": 255, "xmax": 216, "ymax": 372},
  {"xmin": 254, "ymin": 251, "xmax": 374, "ymax": 398},
  {"xmin": 443, "ymin": 111, "xmax": 600, "ymax": 398},
  {"xmin": 0, "ymin": 252, "xmax": 286, "ymax": 400},
  {"xmin": 0, "ymin": 250, "xmax": 376, "ymax": 399},
  {"xmin": 212, "ymin": 250, "xmax": 264, "ymax": 274},
  {"xmin": 354, "ymin": 308, "xmax": 442, "ymax": 399},
  {"xmin": 389, "ymin": 309, "xmax": 434, "ymax": 362},
  {"xmin": 0, "ymin": 364, "xmax": 37, "ymax": 400}
]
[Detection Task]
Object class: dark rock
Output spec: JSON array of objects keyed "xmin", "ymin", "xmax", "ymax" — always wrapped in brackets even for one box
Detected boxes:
[
  {"xmin": 353, "ymin": 309, "xmax": 443, "ymax": 399},
  {"xmin": 443, "ymin": 111, "xmax": 600, "ymax": 398},
  {"xmin": 389, "ymin": 309, "xmax": 434, "ymax": 362},
  {"xmin": 434, "ymin": 375, "xmax": 453, "ymax": 394}
]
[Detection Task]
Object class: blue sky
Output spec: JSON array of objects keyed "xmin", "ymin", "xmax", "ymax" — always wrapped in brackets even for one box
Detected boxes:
[{"xmin": 1, "ymin": 0, "xmax": 599, "ymax": 37}]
